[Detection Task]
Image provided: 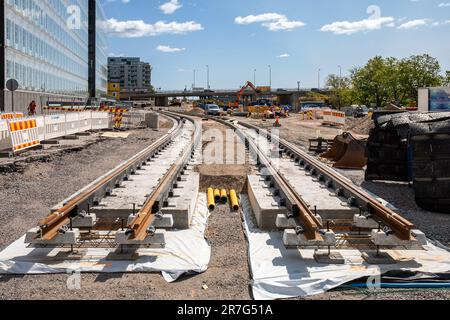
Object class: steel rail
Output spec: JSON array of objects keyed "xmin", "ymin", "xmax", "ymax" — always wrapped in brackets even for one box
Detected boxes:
[
  {"xmin": 236, "ymin": 120, "xmax": 415, "ymax": 241},
  {"xmin": 36, "ymin": 113, "xmax": 184, "ymax": 241},
  {"xmin": 127, "ymin": 112, "xmax": 202, "ymax": 241}
]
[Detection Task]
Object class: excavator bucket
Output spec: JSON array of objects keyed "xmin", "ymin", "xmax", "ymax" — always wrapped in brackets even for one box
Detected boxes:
[
  {"xmin": 321, "ymin": 133, "xmax": 352, "ymax": 161},
  {"xmin": 334, "ymin": 134, "xmax": 367, "ymax": 170},
  {"xmin": 321, "ymin": 133, "xmax": 368, "ymax": 170}
]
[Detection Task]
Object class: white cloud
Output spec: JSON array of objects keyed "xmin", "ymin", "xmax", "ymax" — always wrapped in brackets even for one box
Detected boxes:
[
  {"xmin": 160, "ymin": 0, "xmax": 182, "ymax": 15},
  {"xmin": 235, "ymin": 13, "xmax": 305, "ymax": 31},
  {"xmin": 320, "ymin": 16, "xmax": 395, "ymax": 35},
  {"xmin": 99, "ymin": 18, "xmax": 203, "ymax": 37},
  {"xmin": 156, "ymin": 45, "xmax": 186, "ymax": 52},
  {"xmin": 397, "ymin": 19, "xmax": 427, "ymax": 29},
  {"xmin": 438, "ymin": 3, "xmax": 450, "ymax": 7},
  {"xmin": 106, "ymin": 0, "xmax": 131, "ymax": 4},
  {"xmin": 235, "ymin": 13, "xmax": 285, "ymax": 25},
  {"xmin": 277, "ymin": 53, "xmax": 290, "ymax": 58}
]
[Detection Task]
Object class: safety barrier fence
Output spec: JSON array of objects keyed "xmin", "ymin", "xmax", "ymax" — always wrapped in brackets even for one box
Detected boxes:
[
  {"xmin": 121, "ymin": 111, "xmax": 146, "ymax": 128},
  {"xmin": 322, "ymin": 110, "xmax": 346, "ymax": 126},
  {"xmin": 0, "ymin": 111, "xmax": 111, "ymax": 154}
]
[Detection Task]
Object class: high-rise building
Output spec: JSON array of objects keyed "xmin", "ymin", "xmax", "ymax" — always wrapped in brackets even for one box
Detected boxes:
[
  {"xmin": 0, "ymin": 0, "xmax": 108, "ymax": 113},
  {"xmin": 108, "ymin": 57, "xmax": 152, "ymax": 94}
]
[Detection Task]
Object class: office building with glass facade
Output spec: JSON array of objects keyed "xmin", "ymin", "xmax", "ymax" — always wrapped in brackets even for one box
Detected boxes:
[{"xmin": 0, "ymin": 0, "xmax": 107, "ymax": 112}]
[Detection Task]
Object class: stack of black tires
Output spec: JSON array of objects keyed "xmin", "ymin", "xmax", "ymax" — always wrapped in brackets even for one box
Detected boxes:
[
  {"xmin": 365, "ymin": 113, "xmax": 410, "ymax": 182},
  {"xmin": 366, "ymin": 112, "xmax": 450, "ymax": 213}
]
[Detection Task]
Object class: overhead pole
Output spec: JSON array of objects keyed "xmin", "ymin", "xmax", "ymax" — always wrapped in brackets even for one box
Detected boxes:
[{"xmin": 0, "ymin": 0, "xmax": 6, "ymax": 112}]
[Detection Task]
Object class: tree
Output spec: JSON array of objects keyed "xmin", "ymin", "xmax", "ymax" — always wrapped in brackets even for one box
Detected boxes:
[
  {"xmin": 350, "ymin": 56, "xmax": 391, "ymax": 109},
  {"xmin": 397, "ymin": 54, "xmax": 442, "ymax": 103},
  {"xmin": 325, "ymin": 74, "xmax": 352, "ymax": 109},
  {"xmin": 443, "ymin": 71, "xmax": 450, "ymax": 86},
  {"xmin": 349, "ymin": 54, "xmax": 443, "ymax": 108}
]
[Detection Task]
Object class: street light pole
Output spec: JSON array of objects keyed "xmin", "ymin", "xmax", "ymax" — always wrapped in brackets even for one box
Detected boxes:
[
  {"xmin": 338, "ymin": 65, "xmax": 342, "ymax": 110},
  {"xmin": 206, "ymin": 65, "xmax": 210, "ymax": 89},
  {"xmin": 254, "ymin": 69, "xmax": 256, "ymax": 85},
  {"xmin": 297, "ymin": 81, "xmax": 301, "ymax": 111},
  {"xmin": 318, "ymin": 68, "xmax": 321, "ymax": 89},
  {"xmin": 193, "ymin": 69, "xmax": 196, "ymax": 89},
  {"xmin": 268, "ymin": 65, "xmax": 272, "ymax": 88}
]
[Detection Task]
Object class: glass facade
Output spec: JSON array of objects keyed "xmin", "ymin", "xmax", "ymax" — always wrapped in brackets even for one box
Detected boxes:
[
  {"xmin": 3, "ymin": 0, "xmax": 107, "ymax": 98},
  {"xmin": 95, "ymin": 0, "xmax": 107, "ymax": 97}
]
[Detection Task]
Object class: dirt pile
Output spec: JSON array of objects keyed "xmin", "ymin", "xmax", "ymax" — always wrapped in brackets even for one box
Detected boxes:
[{"xmin": 345, "ymin": 117, "xmax": 374, "ymax": 135}]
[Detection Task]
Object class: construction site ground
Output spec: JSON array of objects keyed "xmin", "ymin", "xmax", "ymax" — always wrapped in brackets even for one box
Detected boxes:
[{"xmin": 0, "ymin": 113, "xmax": 449, "ymax": 300}]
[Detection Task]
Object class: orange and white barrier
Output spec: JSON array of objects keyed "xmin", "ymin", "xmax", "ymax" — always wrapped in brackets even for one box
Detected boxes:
[
  {"xmin": 8, "ymin": 118, "xmax": 41, "ymax": 153},
  {"xmin": 322, "ymin": 110, "xmax": 346, "ymax": 126},
  {"xmin": 1, "ymin": 112, "xmax": 24, "ymax": 120},
  {"xmin": 0, "ymin": 110, "xmax": 129, "ymax": 154}
]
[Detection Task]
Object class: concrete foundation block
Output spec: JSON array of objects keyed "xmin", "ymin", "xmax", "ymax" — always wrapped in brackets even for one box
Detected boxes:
[
  {"xmin": 353, "ymin": 215, "xmax": 380, "ymax": 229},
  {"xmin": 115, "ymin": 229, "xmax": 166, "ymax": 246},
  {"xmin": 145, "ymin": 113, "xmax": 159, "ymax": 129},
  {"xmin": 362, "ymin": 251, "xmax": 397, "ymax": 265},
  {"xmin": 276, "ymin": 214, "xmax": 323, "ymax": 229},
  {"xmin": 25, "ymin": 227, "xmax": 80, "ymax": 245},
  {"xmin": 71, "ymin": 214, "xmax": 97, "ymax": 228},
  {"xmin": 275, "ymin": 214, "xmax": 298, "ymax": 229},
  {"xmin": 283, "ymin": 229, "xmax": 336, "ymax": 247},
  {"xmin": 314, "ymin": 250, "xmax": 345, "ymax": 264},
  {"xmin": 161, "ymin": 173, "xmax": 199, "ymax": 229},
  {"xmin": 371, "ymin": 229, "xmax": 427, "ymax": 248},
  {"xmin": 248, "ymin": 175, "xmax": 288, "ymax": 230},
  {"xmin": 127, "ymin": 214, "xmax": 173, "ymax": 228}
]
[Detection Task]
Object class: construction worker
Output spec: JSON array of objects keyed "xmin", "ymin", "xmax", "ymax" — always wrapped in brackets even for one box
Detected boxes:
[
  {"xmin": 28, "ymin": 100, "xmax": 37, "ymax": 116},
  {"xmin": 274, "ymin": 116, "xmax": 281, "ymax": 127}
]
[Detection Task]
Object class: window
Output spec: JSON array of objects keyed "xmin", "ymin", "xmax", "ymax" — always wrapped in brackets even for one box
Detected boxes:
[{"xmin": 6, "ymin": 20, "xmax": 12, "ymax": 45}]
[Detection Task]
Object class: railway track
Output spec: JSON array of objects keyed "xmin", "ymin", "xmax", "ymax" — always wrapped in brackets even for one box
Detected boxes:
[
  {"xmin": 207, "ymin": 116, "xmax": 427, "ymax": 255},
  {"xmin": 25, "ymin": 112, "xmax": 202, "ymax": 249}
]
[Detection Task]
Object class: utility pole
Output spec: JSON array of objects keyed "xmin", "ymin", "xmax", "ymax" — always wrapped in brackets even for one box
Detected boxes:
[
  {"xmin": 268, "ymin": 65, "xmax": 272, "ymax": 88},
  {"xmin": 297, "ymin": 81, "xmax": 301, "ymax": 111},
  {"xmin": 193, "ymin": 69, "xmax": 196, "ymax": 89},
  {"xmin": 254, "ymin": 69, "xmax": 256, "ymax": 86}
]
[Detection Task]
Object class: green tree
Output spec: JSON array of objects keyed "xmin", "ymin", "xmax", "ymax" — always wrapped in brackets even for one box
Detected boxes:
[
  {"xmin": 325, "ymin": 74, "xmax": 353, "ymax": 109},
  {"xmin": 398, "ymin": 54, "xmax": 442, "ymax": 103},
  {"xmin": 350, "ymin": 56, "xmax": 391, "ymax": 109},
  {"xmin": 349, "ymin": 54, "xmax": 443, "ymax": 108},
  {"xmin": 443, "ymin": 71, "xmax": 450, "ymax": 86}
]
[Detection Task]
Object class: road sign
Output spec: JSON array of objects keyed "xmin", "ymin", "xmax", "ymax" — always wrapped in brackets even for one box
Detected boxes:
[
  {"xmin": 6, "ymin": 79, "xmax": 19, "ymax": 92},
  {"xmin": 6, "ymin": 79, "xmax": 19, "ymax": 112}
]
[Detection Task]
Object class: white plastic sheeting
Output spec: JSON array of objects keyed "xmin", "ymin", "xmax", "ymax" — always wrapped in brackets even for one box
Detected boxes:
[
  {"xmin": 0, "ymin": 194, "xmax": 211, "ymax": 282},
  {"xmin": 240, "ymin": 195, "xmax": 450, "ymax": 300}
]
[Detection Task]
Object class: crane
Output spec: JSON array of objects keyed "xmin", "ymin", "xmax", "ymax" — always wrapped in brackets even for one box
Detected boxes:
[{"xmin": 234, "ymin": 81, "xmax": 259, "ymax": 110}]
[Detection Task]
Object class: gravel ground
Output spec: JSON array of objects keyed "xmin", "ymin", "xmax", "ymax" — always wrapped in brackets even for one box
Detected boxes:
[
  {"xmin": 0, "ymin": 126, "xmax": 171, "ymax": 251},
  {"xmin": 0, "ymin": 205, "xmax": 250, "ymax": 300},
  {"xmin": 0, "ymin": 117, "xmax": 252, "ymax": 300}
]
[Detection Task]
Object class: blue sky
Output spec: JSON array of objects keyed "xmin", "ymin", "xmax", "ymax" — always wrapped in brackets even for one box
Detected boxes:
[{"xmin": 101, "ymin": 0, "xmax": 450, "ymax": 90}]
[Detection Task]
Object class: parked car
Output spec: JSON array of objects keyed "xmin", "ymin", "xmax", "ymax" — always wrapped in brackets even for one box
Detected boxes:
[
  {"xmin": 353, "ymin": 105, "xmax": 369, "ymax": 118},
  {"xmin": 205, "ymin": 104, "xmax": 221, "ymax": 116}
]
